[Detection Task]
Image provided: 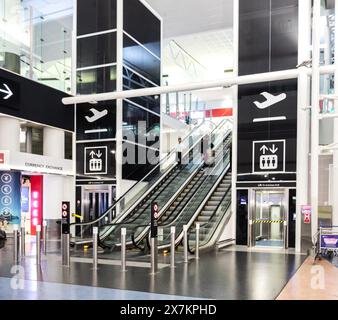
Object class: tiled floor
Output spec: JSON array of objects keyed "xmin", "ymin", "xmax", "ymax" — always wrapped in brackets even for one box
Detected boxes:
[
  {"xmin": 277, "ymin": 256, "xmax": 338, "ymax": 300},
  {"xmin": 0, "ymin": 277, "xmax": 200, "ymax": 300},
  {"xmin": 0, "ymin": 238, "xmax": 306, "ymax": 300}
]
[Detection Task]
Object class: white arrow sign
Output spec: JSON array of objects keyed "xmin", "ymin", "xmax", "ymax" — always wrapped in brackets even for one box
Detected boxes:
[
  {"xmin": 96, "ymin": 150, "xmax": 102, "ymax": 158},
  {"xmin": 89, "ymin": 151, "xmax": 96, "ymax": 159},
  {"xmin": 269, "ymin": 144, "xmax": 278, "ymax": 154},
  {"xmin": 0, "ymin": 83, "xmax": 13, "ymax": 100},
  {"xmin": 260, "ymin": 145, "xmax": 269, "ymax": 155}
]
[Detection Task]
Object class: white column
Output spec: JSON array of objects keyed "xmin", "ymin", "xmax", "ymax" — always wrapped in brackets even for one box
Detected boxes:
[
  {"xmin": 311, "ymin": 0, "xmax": 321, "ymax": 238},
  {"xmin": 231, "ymin": 0, "xmax": 239, "ymax": 240},
  {"xmin": 333, "ymin": 0, "xmax": 338, "ymax": 226},
  {"xmin": 0, "ymin": 116, "xmax": 20, "ymax": 152},
  {"xmin": 43, "ymin": 127, "xmax": 65, "ymax": 159},
  {"xmin": 296, "ymin": 0, "xmax": 311, "ymax": 252},
  {"xmin": 115, "ymin": 0, "xmax": 124, "ymax": 202}
]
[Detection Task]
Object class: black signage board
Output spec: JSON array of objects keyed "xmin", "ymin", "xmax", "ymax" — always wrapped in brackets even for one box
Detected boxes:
[
  {"xmin": 76, "ymin": 102, "xmax": 116, "ymax": 141},
  {"xmin": 237, "ymin": 0, "xmax": 298, "ymax": 184},
  {"xmin": 237, "ymin": 79, "xmax": 297, "ymax": 181},
  {"xmin": 0, "ymin": 76, "xmax": 20, "ymax": 109},
  {"xmin": 61, "ymin": 201, "xmax": 70, "ymax": 234},
  {"xmin": 0, "ymin": 68, "xmax": 74, "ymax": 131},
  {"xmin": 151, "ymin": 201, "xmax": 159, "ymax": 238},
  {"xmin": 76, "ymin": 141, "xmax": 116, "ymax": 182}
]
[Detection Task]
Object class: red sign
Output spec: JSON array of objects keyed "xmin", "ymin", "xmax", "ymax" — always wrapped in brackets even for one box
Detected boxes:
[
  {"xmin": 30, "ymin": 176, "xmax": 43, "ymax": 235},
  {"xmin": 0, "ymin": 153, "xmax": 4, "ymax": 164},
  {"xmin": 301, "ymin": 205, "xmax": 311, "ymax": 224}
]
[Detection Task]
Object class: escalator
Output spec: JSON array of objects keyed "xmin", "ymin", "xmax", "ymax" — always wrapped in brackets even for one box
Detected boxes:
[
  {"xmin": 99, "ymin": 120, "xmax": 230, "ymax": 250},
  {"xmin": 153, "ymin": 132, "xmax": 232, "ymax": 252},
  {"xmin": 71, "ymin": 119, "xmax": 227, "ymax": 247}
]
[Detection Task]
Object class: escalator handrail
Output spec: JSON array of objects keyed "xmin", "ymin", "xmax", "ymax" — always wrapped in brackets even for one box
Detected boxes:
[
  {"xmin": 71, "ymin": 119, "xmax": 218, "ymax": 228},
  {"xmin": 101, "ymin": 123, "xmax": 232, "ymax": 247},
  {"xmin": 189, "ymin": 194, "xmax": 232, "ymax": 253},
  {"xmin": 98, "ymin": 120, "xmax": 230, "ymax": 242},
  {"xmin": 157, "ymin": 161, "xmax": 231, "ymax": 249},
  {"xmin": 98, "ymin": 123, "xmax": 222, "ymax": 239},
  {"xmin": 199, "ymin": 184, "xmax": 231, "ymax": 230},
  {"xmin": 157, "ymin": 134, "xmax": 231, "ymax": 230}
]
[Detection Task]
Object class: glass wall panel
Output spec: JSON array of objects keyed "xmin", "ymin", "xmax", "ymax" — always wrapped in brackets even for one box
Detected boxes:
[
  {"xmin": 77, "ymin": 0, "xmax": 117, "ymax": 36},
  {"xmin": 77, "ymin": 66, "xmax": 117, "ymax": 94},
  {"xmin": 123, "ymin": 0, "xmax": 161, "ymax": 57},
  {"xmin": 77, "ymin": 32, "xmax": 116, "ymax": 69},
  {"xmin": 123, "ymin": 35, "xmax": 161, "ymax": 85}
]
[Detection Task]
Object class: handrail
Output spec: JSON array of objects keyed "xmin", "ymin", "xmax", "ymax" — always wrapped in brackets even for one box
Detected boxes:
[
  {"xmin": 98, "ymin": 121, "xmax": 222, "ymax": 238},
  {"xmin": 100, "ymin": 120, "xmax": 231, "ymax": 248},
  {"xmin": 157, "ymin": 137, "xmax": 231, "ymax": 230},
  {"xmin": 187, "ymin": 181, "xmax": 231, "ymax": 254},
  {"xmin": 158, "ymin": 137, "xmax": 231, "ymax": 228},
  {"xmin": 71, "ymin": 119, "xmax": 217, "ymax": 228},
  {"xmin": 97, "ymin": 120, "xmax": 230, "ymax": 245}
]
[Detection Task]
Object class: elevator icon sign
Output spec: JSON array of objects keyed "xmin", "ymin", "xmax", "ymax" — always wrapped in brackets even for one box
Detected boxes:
[
  {"xmin": 84, "ymin": 146, "xmax": 107, "ymax": 175},
  {"xmin": 252, "ymin": 140, "xmax": 285, "ymax": 174}
]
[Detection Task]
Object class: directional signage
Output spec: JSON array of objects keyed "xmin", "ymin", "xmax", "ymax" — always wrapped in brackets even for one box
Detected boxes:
[
  {"xmin": 84, "ymin": 146, "xmax": 107, "ymax": 175},
  {"xmin": 253, "ymin": 140, "xmax": 285, "ymax": 173},
  {"xmin": 0, "ymin": 77, "xmax": 19, "ymax": 109},
  {"xmin": 237, "ymin": 79, "xmax": 297, "ymax": 179},
  {"xmin": 237, "ymin": 0, "xmax": 298, "ymax": 183},
  {"xmin": 77, "ymin": 103, "xmax": 116, "ymax": 141},
  {"xmin": 0, "ymin": 68, "xmax": 74, "ymax": 131}
]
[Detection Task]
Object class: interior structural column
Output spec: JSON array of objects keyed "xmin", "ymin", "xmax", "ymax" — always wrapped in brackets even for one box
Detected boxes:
[
  {"xmin": 0, "ymin": 116, "xmax": 20, "ymax": 152},
  {"xmin": 333, "ymin": 0, "xmax": 338, "ymax": 226},
  {"xmin": 43, "ymin": 127, "xmax": 65, "ymax": 159},
  {"xmin": 296, "ymin": 0, "xmax": 311, "ymax": 252}
]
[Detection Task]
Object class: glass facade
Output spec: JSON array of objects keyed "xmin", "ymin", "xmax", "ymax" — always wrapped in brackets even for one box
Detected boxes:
[
  {"xmin": 0, "ymin": 0, "xmax": 72, "ymax": 93},
  {"xmin": 77, "ymin": 31, "xmax": 117, "ymax": 69},
  {"xmin": 77, "ymin": 0, "xmax": 117, "ymax": 36}
]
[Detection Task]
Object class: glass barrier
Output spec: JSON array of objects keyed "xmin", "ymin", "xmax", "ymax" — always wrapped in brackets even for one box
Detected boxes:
[{"xmin": 0, "ymin": 0, "xmax": 72, "ymax": 93}]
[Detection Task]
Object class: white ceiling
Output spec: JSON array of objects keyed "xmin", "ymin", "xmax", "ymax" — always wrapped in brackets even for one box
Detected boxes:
[{"xmin": 146, "ymin": 0, "xmax": 233, "ymax": 38}]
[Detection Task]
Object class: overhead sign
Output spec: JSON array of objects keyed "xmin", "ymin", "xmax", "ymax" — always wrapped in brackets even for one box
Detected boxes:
[
  {"xmin": 0, "ymin": 68, "xmax": 74, "ymax": 131},
  {"xmin": 253, "ymin": 140, "xmax": 285, "ymax": 173},
  {"xmin": 0, "ymin": 77, "xmax": 20, "ymax": 109},
  {"xmin": 84, "ymin": 146, "xmax": 107, "ymax": 175}
]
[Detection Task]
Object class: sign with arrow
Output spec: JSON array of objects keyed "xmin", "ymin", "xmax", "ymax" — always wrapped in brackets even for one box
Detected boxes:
[
  {"xmin": 84, "ymin": 146, "xmax": 107, "ymax": 175},
  {"xmin": 252, "ymin": 140, "xmax": 285, "ymax": 174},
  {"xmin": 0, "ymin": 77, "xmax": 19, "ymax": 109}
]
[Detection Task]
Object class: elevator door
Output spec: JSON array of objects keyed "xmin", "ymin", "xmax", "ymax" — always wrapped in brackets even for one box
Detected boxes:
[
  {"xmin": 83, "ymin": 191, "xmax": 110, "ymax": 226},
  {"xmin": 253, "ymin": 190, "xmax": 286, "ymax": 248}
]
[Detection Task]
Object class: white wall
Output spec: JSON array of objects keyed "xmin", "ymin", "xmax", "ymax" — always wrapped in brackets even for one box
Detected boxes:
[{"xmin": 43, "ymin": 174, "xmax": 75, "ymax": 220}]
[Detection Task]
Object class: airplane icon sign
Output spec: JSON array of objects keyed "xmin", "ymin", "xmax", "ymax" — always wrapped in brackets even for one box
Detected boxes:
[
  {"xmin": 253, "ymin": 92, "xmax": 287, "ymax": 109},
  {"xmin": 85, "ymin": 108, "xmax": 108, "ymax": 123}
]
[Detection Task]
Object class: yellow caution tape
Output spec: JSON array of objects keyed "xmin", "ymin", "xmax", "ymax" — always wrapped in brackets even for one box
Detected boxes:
[
  {"xmin": 72, "ymin": 213, "xmax": 82, "ymax": 219},
  {"xmin": 253, "ymin": 220, "xmax": 285, "ymax": 224}
]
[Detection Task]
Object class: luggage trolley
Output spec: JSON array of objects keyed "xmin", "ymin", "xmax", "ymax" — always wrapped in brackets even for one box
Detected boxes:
[{"xmin": 314, "ymin": 226, "xmax": 338, "ymax": 262}]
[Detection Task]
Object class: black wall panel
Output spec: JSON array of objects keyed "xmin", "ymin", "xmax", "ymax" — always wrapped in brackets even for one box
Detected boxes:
[
  {"xmin": 77, "ymin": 32, "xmax": 117, "ymax": 68},
  {"xmin": 77, "ymin": 0, "xmax": 117, "ymax": 36},
  {"xmin": 123, "ymin": 0, "xmax": 161, "ymax": 57},
  {"xmin": 123, "ymin": 35, "xmax": 161, "ymax": 85}
]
